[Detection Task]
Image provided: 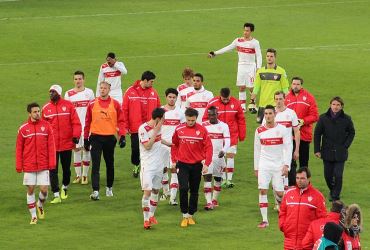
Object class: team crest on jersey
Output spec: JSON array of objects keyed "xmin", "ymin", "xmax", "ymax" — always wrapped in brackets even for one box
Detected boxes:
[
  {"xmin": 303, "ymin": 96, "xmax": 307, "ymax": 101},
  {"xmin": 41, "ymin": 126, "xmax": 45, "ymax": 131},
  {"xmin": 48, "ymin": 109, "xmax": 51, "ymax": 113},
  {"xmin": 196, "ymin": 130, "xmax": 200, "ymax": 135},
  {"xmin": 151, "ymin": 92, "xmax": 154, "ymax": 96},
  {"xmin": 62, "ymin": 106, "xmax": 66, "ymax": 111},
  {"xmin": 231, "ymin": 104, "xmax": 234, "ymax": 109},
  {"xmin": 274, "ymin": 74, "xmax": 278, "ymax": 80},
  {"xmin": 308, "ymin": 196, "xmax": 313, "ymax": 202}
]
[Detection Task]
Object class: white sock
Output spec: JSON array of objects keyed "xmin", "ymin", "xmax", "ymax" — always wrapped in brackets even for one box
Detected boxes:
[
  {"xmin": 259, "ymin": 194, "xmax": 268, "ymax": 222},
  {"xmin": 170, "ymin": 173, "xmax": 178, "ymax": 200},
  {"xmin": 212, "ymin": 181, "xmax": 221, "ymax": 201},
  {"xmin": 27, "ymin": 193, "xmax": 36, "ymax": 218},
  {"xmin": 183, "ymin": 213, "xmax": 189, "ymax": 218},
  {"xmin": 54, "ymin": 192, "xmax": 60, "ymax": 198},
  {"xmin": 226, "ymin": 158, "xmax": 234, "ymax": 181},
  {"xmin": 203, "ymin": 181, "xmax": 212, "ymax": 204},
  {"xmin": 283, "ymin": 177, "xmax": 289, "ymax": 192},
  {"xmin": 37, "ymin": 191, "xmax": 48, "ymax": 208},
  {"xmin": 82, "ymin": 165, "xmax": 89, "ymax": 177},
  {"xmin": 239, "ymin": 91, "xmax": 247, "ymax": 109},
  {"xmin": 142, "ymin": 196, "xmax": 150, "ymax": 222},
  {"xmin": 222, "ymin": 168, "xmax": 227, "ymax": 181},
  {"xmin": 162, "ymin": 173, "xmax": 170, "ymax": 195},
  {"xmin": 62, "ymin": 185, "xmax": 68, "ymax": 190},
  {"xmin": 149, "ymin": 193, "xmax": 159, "ymax": 217},
  {"xmin": 82, "ymin": 150, "xmax": 90, "ymax": 177},
  {"xmin": 74, "ymin": 166, "xmax": 82, "ymax": 177},
  {"xmin": 74, "ymin": 150, "xmax": 82, "ymax": 177}
]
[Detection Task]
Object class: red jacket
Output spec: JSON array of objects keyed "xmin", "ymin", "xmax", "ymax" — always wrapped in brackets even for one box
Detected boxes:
[
  {"xmin": 301, "ymin": 212, "xmax": 341, "ymax": 249},
  {"xmin": 279, "ymin": 184, "xmax": 327, "ymax": 250},
  {"xmin": 122, "ymin": 80, "xmax": 161, "ymax": 133},
  {"xmin": 16, "ymin": 118, "xmax": 56, "ymax": 172},
  {"xmin": 285, "ymin": 89, "xmax": 318, "ymax": 142},
  {"xmin": 342, "ymin": 231, "xmax": 361, "ymax": 250},
  {"xmin": 203, "ymin": 96, "xmax": 246, "ymax": 146},
  {"xmin": 42, "ymin": 98, "xmax": 82, "ymax": 151},
  {"xmin": 171, "ymin": 123, "xmax": 213, "ymax": 166},
  {"xmin": 84, "ymin": 97, "xmax": 126, "ymax": 138}
]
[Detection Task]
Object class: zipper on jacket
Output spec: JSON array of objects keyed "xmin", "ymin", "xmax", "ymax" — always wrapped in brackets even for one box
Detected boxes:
[
  {"xmin": 296, "ymin": 189, "xmax": 303, "ymax": 247},
  {"xmin": 33, "ymin": 123, "xmax": 38, "ymax": 170},
  {"xmin": 55, "ymin": 103, "xmax": 60, "ymax": 150}
]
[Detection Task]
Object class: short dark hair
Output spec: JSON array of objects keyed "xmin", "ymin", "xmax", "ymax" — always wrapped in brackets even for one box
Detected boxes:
[
  {"xmin": 291, "ymin": 76, "xmax": 304, "ymax": 85},
  {"xmin": 331, "ymin": 200, "xmax": 345, "ymax": 213},
  {"xmin": 194, "ymin": 73, "xmax": 204, "ymax": 82},
  {"xmin": 274, "ymin": 90, "xmax": 285, "ymax": 98},
  {"xmin": 74, "ymin": 70, "xmax": 85, "ymax": 79},
  {"xmin": 152, "ymin": 108, "xmax": 165, "ymax": 120},
  {"xmin": 266, "ymin": 48, "xmax": 277, "ymax": 56},
  {"xmin": 185, "ymin": 108, "xmax": 199, "ymax": 118},
  {"xmin": 264, "ymin": 104, "xmax": 275, "ymax": 112},
  {"xmin": 220, "ymin": 87, "xmax": 230, "ymax": 98},
  {"xmin": 165, "ymin": 88, "xmax": 178, "ymax": 97},
  {"xmin": 27, "ymin": 102, "xmax": 40, "ymax": 113},
  {"xmin": 330, "ymin": 96, "xmax": 344, "ymax": 107},
  {"xmin": 106, "ymin": 52, "xmax": 116, "ymax": 59},
  {"xmin": 208, "ymin": 106, "xmax": 218, "ymax": 113},
  {"xmin": 296, "ymin": 167, "xmax": 311, "ymax": 178},
  {"xmin": 141, "ymin": 71, "xmax": 156, "ymax": 81},
  {"xmin": 244, "ymin": 22, "xmax": 255, "ymax": 31}
]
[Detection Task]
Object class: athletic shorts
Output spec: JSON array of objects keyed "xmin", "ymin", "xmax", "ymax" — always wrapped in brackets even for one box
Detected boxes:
[
  {"xmin": 258, "ymin": 169, "xmax": 284, "ymax": 192},
  {"xmin": 236, "ymin": 64, "xmax": 256, "ymax": 88},
  {"xmin": 203, "ymin": 156, "xmax": 226, "ymax": 177},
  {"xmin": 227, "ymin": 145, "xmax": 237, "ymax": 154},
  {"xmin": 23, "ymin": 170, "xmax": 50, "ymax": 186},
  {"xmin": 73, "ymin": 148, "xmax": 91, "ymax": 165},
  {"xmin": 140, "ymin": 169, "xmax": 163, "ymax": 191},
  {"xmin": 160, "ymin": 145, "xmax": 172, "ymax": 168}
]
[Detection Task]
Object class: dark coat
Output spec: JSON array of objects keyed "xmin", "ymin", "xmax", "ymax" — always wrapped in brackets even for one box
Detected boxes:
[{"xmin": 314, "ymin": 109, "xmax": 355, "ymax": 162}]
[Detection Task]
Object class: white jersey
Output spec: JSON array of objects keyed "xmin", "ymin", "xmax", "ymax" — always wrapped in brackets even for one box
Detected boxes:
[
  {"xmin": 254, "ymin": 124, "xmax": 292, "ymax": 171},
  {"xmin": 185, "ymin": 86, "xmax": 214, "ymax": 123},
  {"xmin": 215, "ymin": 37, "xmax": 262, "ymax": 68},
  {"xmin": 175, "ymin": 83, "xmax": 194, "ymax": 111},
  {"xmin": 262, "ymin": 107, "xmax": 299, "ymax": 141},
  {"xmin": 161, "ymin": 106, "xmax": 185, "ymax": 144},
  {"xmin": 64, "ymin": 88, "xmax": 95, "ymax": 128},
  {"xmin": 202, "ymin": 120, "xmax": 230, "ymax": 156},
  {"xmin": 96, "ymin": 61, "xmax": 127, "ymax": 102},
  {"xmin": 138, "ymin": 122, "xmax": 163, "ymax": 172}
]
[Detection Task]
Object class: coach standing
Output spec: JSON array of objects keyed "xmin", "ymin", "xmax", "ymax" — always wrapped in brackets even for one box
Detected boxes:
[
  {"xmin": 84, "ymin": 81, "xmax": 126, "ymax": 200},
  {"xmin": 171, "ymin": 108, "xmax": 213, "ymax": 227},
  {"xmin": 314, "ymin": 96, "xmax": 355, "ymax": 202}
]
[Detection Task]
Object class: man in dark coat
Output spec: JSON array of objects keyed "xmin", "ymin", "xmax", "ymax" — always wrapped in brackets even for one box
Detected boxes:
[{"xmin": 314, "ymin": 96, "xmax": 355, "ymax": 201}]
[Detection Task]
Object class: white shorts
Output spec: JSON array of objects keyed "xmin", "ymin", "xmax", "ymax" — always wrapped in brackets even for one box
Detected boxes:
[
  {"xmin": 161, "ymin": 145, "xmax": 172, "ymax": 168},
  {"xmin": 203, "ymin": 157, "xmax": 226, "ymax": 177},
  {"xmin": 258, "ymin": 169, "xmax": 284, "ymax": 192},
  {"xmin": 23, "ymin": 170, "xmax": 50, "ymax": 186},
  {"xmin": 140, "ymin": 169, "xmax": 163, "ymax": 191},
  {"xmin": 227, "ymin": 145, "xmax": 237, "ymax": 154},
  {"xmin": 236, "ymin": 64, "xmax": 256, "ymax": 88}
]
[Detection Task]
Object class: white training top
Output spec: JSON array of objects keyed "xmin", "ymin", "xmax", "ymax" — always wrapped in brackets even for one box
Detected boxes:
[
  {"xmin": 202, "ymin": 120, "xmax": 231, "ymax": 156},
  {"xmin": 175, "ymin": 83, "xmax": 194, "ymax": 111},
  {"xmin": 185, "ymin": 86, "xmax": 214, "ymax": 123},
  {"xmin": 215, "ymin": 37, "xmax": 262, "ymax": 68},
  {"xmin": 161, "ymin": 106, "xmax": 186, "ymax": 144},
  {"xmin": 138, "ymin": 122, "xmax": 163, "ymax": 172}
]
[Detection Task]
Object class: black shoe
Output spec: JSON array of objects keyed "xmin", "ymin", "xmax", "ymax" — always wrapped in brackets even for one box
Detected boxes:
[{"xmin": 132, "ymin": 165, "xmax": 140, "ymax": 178}]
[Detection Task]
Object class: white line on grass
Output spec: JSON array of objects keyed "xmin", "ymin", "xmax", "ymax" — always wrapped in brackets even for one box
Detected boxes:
[
  {"xmin": 0, "ymin": 43, "xmax": 369, "ymax": 66},
  {"xmin": 0, "ymin": 1, "xmax": 368, "ymax": 21}
]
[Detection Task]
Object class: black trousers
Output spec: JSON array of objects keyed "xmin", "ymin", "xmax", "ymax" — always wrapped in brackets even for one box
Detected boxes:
[
  {"xmin": 288, "ymin": 140, "xmax": 311, "ymax": 186},
  {"xmin": 256, "ymin": 107, "xmax": 265, "ymax": 124},
  {"xmin": 177, "ymin": 161, "xmax": 202, "ymax": 215},
  {"xmin": 130, "ymin": 133, "xmax": 140, "ymax": 166},
  {"xmin": 90, "ymin": 134, "xmax": 117, "ymax": 191},
  {"xmin": 50, "ymin": 150, "xmax": 72, "ymax": 193},
  {"xmin": 323, "ymin": 161, "xmax": 345, "ymax": 201}
]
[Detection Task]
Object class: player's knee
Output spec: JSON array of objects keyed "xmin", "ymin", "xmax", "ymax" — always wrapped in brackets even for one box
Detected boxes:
[
  {"xmin": 171, "ymin": 168, "xmax": 177, "ymax": 173},
  {"xmin": 226, "ymin": 153, "xmax": 235, "ymax": 158},
  {"xmin": 179, "ymin": 183, "xmax": 189, "ymax": 192},
  {"xmin": 163, "ymin": 167, "xmax": 168, "ymax": 173},
  {"xmin": 259, "ymin": 189, "xmax": 268, "ymax": 195},
  {"xmin": 239, "ymin": 86, "xmax": 246, "ymax": 91},
  {"xmin": 152, "ymin": 189, "xmax": 159, "ymax": 194},
  {"xmin": 214, "ymin": 176, "xmax": 222, "ymax": 182},
  {"xmin": 276, "ymin": 191, "xmax": 284, "ymax": 198}
]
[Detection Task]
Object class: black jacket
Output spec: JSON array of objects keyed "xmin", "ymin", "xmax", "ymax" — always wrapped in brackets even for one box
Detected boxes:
[{"xmin": 314, "ymin": 109, "xmax": 355, "ymax": 162}]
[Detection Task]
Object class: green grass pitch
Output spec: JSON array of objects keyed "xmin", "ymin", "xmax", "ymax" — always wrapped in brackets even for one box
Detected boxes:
[{"xmin": 0, "ymin": 0, "xmax": 369, "ymax": 249}]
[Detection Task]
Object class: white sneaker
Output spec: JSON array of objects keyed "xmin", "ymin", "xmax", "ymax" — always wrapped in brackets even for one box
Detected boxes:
[
  {"xmin": 169, "ymin": 199, "xmax": 178, "ymax": 206},
  {"xmin": 106, "ymin": 187, "xmax": 113, "ymax": 197},
  {"xmin": 90, "ymin": 191, "xmax": 100, "ymax": 201}
]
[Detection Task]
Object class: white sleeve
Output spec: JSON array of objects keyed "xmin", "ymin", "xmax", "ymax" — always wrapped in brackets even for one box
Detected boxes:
[
  {"xmin": 89, "ymin": 89, "xmax": 95, "ymax": 100},
  {"xmin": 283, "ymin": 129, "xmax": 293, "ymax": 168},
  {"xmin": 255, "ymin": 40, "xmax": 262, "ymax": 69},
  {"xmin": 175, "ymin": 86, "xmax": 181, "ymax": 108},
  {"xmin": 180, "ymin": 112, "xmax": 186, "ymax": 124},
  {"xmin": 291, "ymin": 110, "xmax": 299, "ymax": 127},
  {"xmin": 254, "ymin": 129, "xmax": 261, "ymax": 170},
  {"xmin": 64, "ymin": 92, "xmax": 69, "ymax": 100},
  {"xmin": 114, "ymin": 61, "xmax": 128, "ymax": 75},
  {"xmin": 222, "ymin": 124, "xmax": 231, "ymax": 152},
  {"xmin": 96, "ymin": 67, "xmax": 104, "ymax": 97},
  {"xmin": 214, "ymin": 39, "xmax": 237, "ymax": 55},
  {"xmin": 138, "ymin": 127, "xmax": 150, "ymax": 144}
]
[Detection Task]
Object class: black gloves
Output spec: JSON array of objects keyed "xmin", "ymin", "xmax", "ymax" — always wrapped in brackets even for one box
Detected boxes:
[
  {"xmin": 84, "ymin": 139, "xmax": 90, "ymax": 151},
  {"xmin": 119, "ymin": 136, "xmax": 126, "ymax": 148},
  {"xmin": 72, "ymin": 137, "xmax": 79, "ymax": 144}
]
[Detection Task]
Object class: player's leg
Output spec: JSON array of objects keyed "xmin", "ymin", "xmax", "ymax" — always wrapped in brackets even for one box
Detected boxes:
[
  {"xmin": 130, "ymin": 133, "xmax": 141, "ymax": 178},
  {"xmin": 81, "ymin": 148, "xmax": 91, "ymax": 184},
  {"xmin": 203, "ymin": 172, "xmax": 213, "ymax": 210},
  {"xmin": 141, "ymin": 185, "xmax": 152, "ymax": 229},
  {"xmin": 149, "ymin": 174, "xmax": 162, "ymax": 225},
  {"xmin": 177, "ymin": 162, "xmax": 190, "ymax": 227},
  {"xmin": 36, "ymin": 170, "xmax": 49, "ymax": 219},
  {"xmin": 257, "ymin": 169, "xmax": 271, "ymax": 228},
  {"xmin": 299, "ymin": 140, "xmax": 310, "ymax": 168},
  {"xmin": 226, "ymin": 147, "xmax": 236, "ymax": 187},
  {"xmin": 50, "ymin": 152, "xmax": 61, "ymax": 203},
  {"xmin": 246, "ymin": 65, "xmax": 257, "ymax": 114},
  {"xmin": 256, "ymin": 107, "xmax": 265, "ymax": 124},
  {"xmin": 212, "ymin": 158, "xmax": 224, "ymax": 207},
  {"xmin": 160, "ymin": 167, "xmax": 170, "ymax": 200},
  {"xmin": 323, "ymin": 160, "xmax": 335, "ymax": 201},
  {"xmin": 169, "ymin": 165, "xmax": 179, "ymax": 205},
  {"xmin": 237, "ymin": 65, "xmax": 248, "ymax": 112},
  {"xmin": 102, "ymin": 135, "xmax": 116, "ymax": 197},
  {"xmin": 272, "ymin": 171, "xmax": 285, "ymax": 212},
  {"xmin": 90, "ymin": 135, "xmax": 103, "ymax": 200},
  {"xmin": 331, "ymin": 162, "xmax": 344, "ymax": 201},
  {"xmin": 188, "ymin": 162, "xmax": 202, "ymax": 223},
  {"xmin": 60, "ymin": 150, "xmax": 72, "ymax": 200},
  {"xmin": 72, "ymin": 149, "xmax": 82, "ymax": 184},
  {"xmin": 24, "ymin": 172, "xmax": 37, "ymax": 223}
]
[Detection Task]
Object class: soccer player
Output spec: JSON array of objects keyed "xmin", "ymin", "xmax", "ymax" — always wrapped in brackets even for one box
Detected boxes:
[
  {"xmin": 175, "ymin": 67, "xmax": 195, "ymax": 110},
  {"xmin": 16, "ymin": 103, "xmax": 56, "ymax": 224},
  {"xmin": 139, "ymin": 108, "xmax": 166, "ymax": 229},
  {"xmin": 254, "ymin": 105, "xmax": 292, "ymax": 228},
  {"xmin": 208, "ymin": 22, "xmax": 262, "ymax": 112},
  {"xmin": 159, "ymin": 88, "xmax": 185, "ymax": 205},
  {"xmin": 96, "ymin": 52, "xmax": 128, "ymax": 104},
  {"xmin": 64, "ymin": 71, "xmax": 95, "ymax": 185},
  {"xmin": 202, "ymin": 106, "xmax": 230, "ymax": 210},
  {"xmin": 171, "ymin": 108, "xmax": 213, "ymax": 227},
  {"xmin": 123, "ymin": 71, "xmax": 161, "ymax": 178},
  {"xmin": 84, "ymin": 81, "xmax": 126, "ymax": 200},
  {"xmin": 203, "ymin": 87, "xmax": 246, "ymax": 188},
  {"xmin": 185, "ymin": 73, "xmax": 214, "ymax": 123},
  {"xmin": 251, "ymin": 48, "xmax": 289, "ymax": 123},
  {"xmin": 42, "ymin": 85, "xmax": 81, "ymax": 204}
]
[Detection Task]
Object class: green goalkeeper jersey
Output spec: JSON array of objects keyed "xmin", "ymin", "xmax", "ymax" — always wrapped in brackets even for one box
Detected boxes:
[{"xmin": 253, "ymin": 65, "xmax": 289, "ymax": 107}]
